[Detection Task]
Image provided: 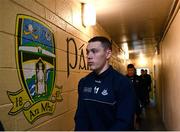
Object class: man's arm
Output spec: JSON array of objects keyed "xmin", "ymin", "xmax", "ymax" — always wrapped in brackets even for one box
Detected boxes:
[{"xmin": 109, "ymin": 77, "xmax": 136, "ymax": 130}]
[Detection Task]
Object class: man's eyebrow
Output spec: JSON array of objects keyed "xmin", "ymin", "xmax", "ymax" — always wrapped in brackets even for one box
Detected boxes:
[{"xmin": 86, "ymin": 48, "xmax": 97, "ymax": 51}]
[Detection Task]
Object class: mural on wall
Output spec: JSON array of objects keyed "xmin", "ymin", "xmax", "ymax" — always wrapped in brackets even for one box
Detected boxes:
[
  {"xmin": 66, "ymin": 37, "xmax": 89, "ymax": 77},
  {"xmin": 7, "ymin": 15, "xmax": 63, "ymax": 124}
]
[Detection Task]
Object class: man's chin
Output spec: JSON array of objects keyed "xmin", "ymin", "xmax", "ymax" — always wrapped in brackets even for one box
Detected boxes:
[{"xmin": 89, "ymin": 66, "xmax": 95, "ymax": 71}]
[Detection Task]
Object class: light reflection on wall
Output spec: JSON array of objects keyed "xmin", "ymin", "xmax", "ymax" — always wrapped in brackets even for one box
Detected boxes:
[{"xmin": 122, "ymin": 42, "xmax": 129, "ymax": 60}]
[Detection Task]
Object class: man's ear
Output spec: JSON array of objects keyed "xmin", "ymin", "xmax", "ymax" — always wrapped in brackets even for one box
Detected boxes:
[{"xmin": 106, "ymin": 49, "xmax": 112, "ymax": 59}]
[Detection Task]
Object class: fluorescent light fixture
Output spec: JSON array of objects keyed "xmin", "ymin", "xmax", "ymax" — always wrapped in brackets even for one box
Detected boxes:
[{"xmin": 82, "ymin": 3, "xmax": 96, "ymax": 26}]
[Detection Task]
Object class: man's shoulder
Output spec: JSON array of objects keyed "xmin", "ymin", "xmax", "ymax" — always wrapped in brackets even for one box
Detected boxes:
[
  {"xmin": 111, "ymin": 68, "xmax": 133, "ymax": 93},
  {"xmin": 111, "ymin": 68, "xmax": 130, "ymax": 82},
  {"xmin": 79, "ymin": 72, "xmax": 94, "ymax": 83}
]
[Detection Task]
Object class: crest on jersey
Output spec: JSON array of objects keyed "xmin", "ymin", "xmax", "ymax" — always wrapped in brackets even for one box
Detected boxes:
[{"xmin": 7, "ymin": 15, "xmax": 62, "ymax": 124}]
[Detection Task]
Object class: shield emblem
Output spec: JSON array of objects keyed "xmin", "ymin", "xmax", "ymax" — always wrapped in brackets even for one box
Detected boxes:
[{"xmin": 16, "ymin": 15, "xmax": 56, "ymax": 103}]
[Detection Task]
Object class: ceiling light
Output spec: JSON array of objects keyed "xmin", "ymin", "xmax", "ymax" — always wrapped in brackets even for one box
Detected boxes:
[{"xmin": 82, "ymin": 3, "xmax": 96, "ymax": 27}]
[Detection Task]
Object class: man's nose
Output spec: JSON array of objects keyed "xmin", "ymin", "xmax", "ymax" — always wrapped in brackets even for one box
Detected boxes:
[{"xmin": 87, "ymin": 52, "xmax": 93, "ymax": 59}]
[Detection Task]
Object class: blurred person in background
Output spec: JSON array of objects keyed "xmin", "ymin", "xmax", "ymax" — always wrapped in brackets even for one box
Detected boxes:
[{"xmin": 126, "ymin": 64, "xmax": 142, "ymax": 130}]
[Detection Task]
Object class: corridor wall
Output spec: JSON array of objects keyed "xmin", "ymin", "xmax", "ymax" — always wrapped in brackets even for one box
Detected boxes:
[
  {"xmin": 156, "ymin": 5, "xmax": 180, "ymax": 130},
  {"xmin": 0, "ymin": 0, "xmax": 126, "ymax": 130}
]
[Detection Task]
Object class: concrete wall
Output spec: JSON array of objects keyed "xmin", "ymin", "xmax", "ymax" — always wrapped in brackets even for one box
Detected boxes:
[
  {"xmin": 0, "ymin": 0, "xmax": 126, "ymax": 130},
  {"xmin": 157, "ymin": 7, "xmax": 180, "ymax": 130}
]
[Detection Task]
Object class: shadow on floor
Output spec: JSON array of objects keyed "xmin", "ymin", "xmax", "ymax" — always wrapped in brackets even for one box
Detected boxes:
[{"xmin": 138, "ymin": 101, "xmax": 166, "ymax": 131}]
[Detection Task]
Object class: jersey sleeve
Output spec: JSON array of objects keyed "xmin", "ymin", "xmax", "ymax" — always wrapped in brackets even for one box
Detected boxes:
[{"xmin": 109, "ymin": 77, "xmax": 136, "ymax": 130}]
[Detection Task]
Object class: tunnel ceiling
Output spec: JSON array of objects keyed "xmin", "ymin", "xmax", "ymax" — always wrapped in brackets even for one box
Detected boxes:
[{"xmin": 80, "ymin": 0, "xmax": 174, "ymax": 59}]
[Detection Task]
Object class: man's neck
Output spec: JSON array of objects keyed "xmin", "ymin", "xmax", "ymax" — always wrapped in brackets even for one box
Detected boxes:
[{"xmin": 95, "ymin": 64, "xmax": 110, "ymax": 75}]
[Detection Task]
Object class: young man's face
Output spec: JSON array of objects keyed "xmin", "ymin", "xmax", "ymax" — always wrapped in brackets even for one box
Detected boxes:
[
  {"xmin": 141, "ymin": 70, "xmax": 144, "ymax": 75},
  {"xmin": 86, "ymin": 41, "xmax": 111, "ymax": 72},
  {"xmin": 144, "ymin": 70, "xmax": 147, "ymax": 74},
  {"xmin": 127, "ymin": 68, "xmax": 135, "ymax": 76}
]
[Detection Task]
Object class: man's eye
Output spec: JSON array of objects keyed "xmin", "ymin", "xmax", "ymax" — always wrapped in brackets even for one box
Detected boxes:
[{"xmin": 91, "ymin": 49, "xmax": 98, "ymax": 53}]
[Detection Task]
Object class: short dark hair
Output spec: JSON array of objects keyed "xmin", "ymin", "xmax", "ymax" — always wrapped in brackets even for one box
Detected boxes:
[
  {"xmin": 88, "ymin": 36, "xmax": 112, "ymax": 50},
  {"xmin": 127, "ymin": 64, "xmax": 134, "ymax": 69}
]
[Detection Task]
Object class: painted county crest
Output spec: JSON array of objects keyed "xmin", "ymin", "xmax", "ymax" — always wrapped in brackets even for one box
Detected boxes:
[{"xmin": 7, "ymin": 15, "xmax": 62, "ymax": 124}]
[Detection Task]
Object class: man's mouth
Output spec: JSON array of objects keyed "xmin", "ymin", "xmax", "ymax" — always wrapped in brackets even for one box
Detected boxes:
[{"xmin": 88, "ymin": 62, "xmax": 94, "ymax": 65}]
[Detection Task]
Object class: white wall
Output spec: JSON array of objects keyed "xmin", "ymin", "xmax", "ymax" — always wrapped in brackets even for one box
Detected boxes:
[{"xmin": 158, "ymin": 8, "xmax": 180, "ymax": 130}]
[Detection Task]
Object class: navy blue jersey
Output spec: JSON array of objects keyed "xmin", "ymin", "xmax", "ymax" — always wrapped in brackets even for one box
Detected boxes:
[
  {"xmin": 74, "ymin": 66, "xmax": 136, "ymax": 131},
  {"xmin": 126, "ymin": 74, "xmax": 142, "ymax": 115},
  {"xmin": 126, "ymin": 75, "xmax": 141, "ymax": 99}
]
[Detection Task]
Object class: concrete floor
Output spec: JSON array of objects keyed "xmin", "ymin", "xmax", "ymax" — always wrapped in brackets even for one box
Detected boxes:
[{"xmin": 138, "ymin": 105, "xmax": 166, "ymax": 131}]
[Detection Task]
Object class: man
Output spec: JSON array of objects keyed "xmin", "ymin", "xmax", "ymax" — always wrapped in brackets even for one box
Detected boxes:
[
  {"xmin": 126, "ymin": 64, "xmax": 142, "ymax": 129},
  {"xmin": 74, "ymin": 36, "xmax": 136, "ymax": 131},
  {"xmin": 144, "ymin": 69, "xmax": 152, "ymax": 105},
  {"xmin": 140, "ymin": 69, "xmax": 149, "ymax": 108}
]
